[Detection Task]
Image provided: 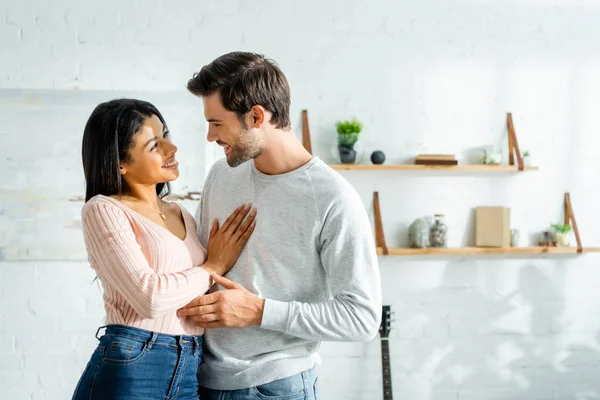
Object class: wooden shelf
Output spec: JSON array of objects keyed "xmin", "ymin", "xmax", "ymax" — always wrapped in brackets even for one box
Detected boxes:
[
  {"xmin": 376, "ymin": 246, "xmax": 600, "ymax": 256},
  {"xmin": 373, "ymin": 192, "xmax": 596, "ymax": 256},
  {"xmin": 330, "ymin": 164, "xmax": 539, "ymax": 172},
  {"xmin": 298, "ymin": 112, "xmax": 598, "ymax": 258}
]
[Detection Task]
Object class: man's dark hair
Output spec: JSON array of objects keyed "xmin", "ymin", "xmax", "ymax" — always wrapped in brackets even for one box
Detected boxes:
[{"xmin": 187, "ymin": 52, "xmax": 291, "ymax": 129}]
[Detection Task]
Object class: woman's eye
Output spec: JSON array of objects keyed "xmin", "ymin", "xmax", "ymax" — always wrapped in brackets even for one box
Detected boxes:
[
  {"xmin": 163, "ymin": 131, "xmax": 169, "ymax": 138},
  {"xmin": 151, "ymin": 142, "xmax": 158, "ymax": 150}
]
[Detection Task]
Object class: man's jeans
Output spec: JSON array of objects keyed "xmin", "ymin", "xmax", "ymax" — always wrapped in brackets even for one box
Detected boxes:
[{"xmin": 199, "ymin": 368, "xmax": 320, "ymax": 400}]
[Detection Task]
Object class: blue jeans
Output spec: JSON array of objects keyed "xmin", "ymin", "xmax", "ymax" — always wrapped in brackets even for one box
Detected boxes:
[
  {"xmin": 72, "ymin": 325, "xmax": 203, "ymax": 400},
  {"xmin": 199, "ymin": 368, "xmax": 320, "ymax": 400}
]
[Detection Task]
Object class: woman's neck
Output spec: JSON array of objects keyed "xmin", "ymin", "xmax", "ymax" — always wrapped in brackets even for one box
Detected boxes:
[{"xmin": 119, "ymin": 185, "xmax": 162, "ymax": 208}]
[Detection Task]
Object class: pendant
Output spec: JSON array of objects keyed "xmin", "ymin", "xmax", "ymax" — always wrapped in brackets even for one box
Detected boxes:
[{"xmin": 160, "ymin": 213, "xmax": 166, "ymax": 220}]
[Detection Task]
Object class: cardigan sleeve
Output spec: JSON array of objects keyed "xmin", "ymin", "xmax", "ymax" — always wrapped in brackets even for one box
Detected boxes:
[{"xmin": 81, "ymin": 199, "xmax": 212, "ymax": 319}]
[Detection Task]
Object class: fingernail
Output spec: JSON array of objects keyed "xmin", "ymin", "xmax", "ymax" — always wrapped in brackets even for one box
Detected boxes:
[
  {"xmin": 244, "ymin": 203, "xmax": 251, "ymax": 210},
  {"xmin": 251, "ymin": 208, "xmax": 257, "ymax": 215}
]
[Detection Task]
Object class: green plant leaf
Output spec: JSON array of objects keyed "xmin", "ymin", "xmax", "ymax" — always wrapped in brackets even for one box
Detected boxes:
[
  {"xmin": 551, "ymin": 223, "xmax": 572, "ymax": 233},
  {"xmin": 338, "ymin": 132, "xmax": 359, "ymax": 146},
  {"xmin": 335, "ymin": 118, "xmax": 363, "ymax": 134}
]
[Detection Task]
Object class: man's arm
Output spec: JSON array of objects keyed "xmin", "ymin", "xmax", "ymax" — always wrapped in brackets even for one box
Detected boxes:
[
  {"xmin": 260, "ymin": 193, "xmax": 382, "ymax": 342},
  {"xmin": 179, "ymin": 189, "xmax": 382, "ymax": 342}
]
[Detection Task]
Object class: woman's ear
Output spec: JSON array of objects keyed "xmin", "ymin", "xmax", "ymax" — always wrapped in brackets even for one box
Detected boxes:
[{"xmin": 119, "ymin": 164, "xmax": 127, "ymax": 175}]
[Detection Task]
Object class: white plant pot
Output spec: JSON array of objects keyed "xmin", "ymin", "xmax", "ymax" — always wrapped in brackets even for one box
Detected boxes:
[
  {"xmin": 523, "ymin": 155, "xmax": 532, "ymax": 167},
  {"xmin": 556, "ymin": 232, "xmax": 571, "ymax": 247}
]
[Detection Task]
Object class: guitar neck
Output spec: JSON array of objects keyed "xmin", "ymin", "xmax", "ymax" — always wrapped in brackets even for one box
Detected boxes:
[{"xmin": 381, "ymin": 338, "xmax": 393, "ymax": 400}]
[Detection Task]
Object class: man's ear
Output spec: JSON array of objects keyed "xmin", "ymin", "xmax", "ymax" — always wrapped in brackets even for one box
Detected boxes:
[{"xmin": 250, "ymin": 105, "xmax": 267, "ymax": 128}]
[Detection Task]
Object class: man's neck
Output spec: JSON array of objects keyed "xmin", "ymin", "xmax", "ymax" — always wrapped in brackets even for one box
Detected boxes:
[{"xmin": 253, "ymin": 129, "xmax": 313, "ymax": 176}]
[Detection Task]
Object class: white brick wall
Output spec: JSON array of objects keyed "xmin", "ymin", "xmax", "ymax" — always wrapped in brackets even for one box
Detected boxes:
[{"xmin": 2, "ymin": 0, "xmax": 600, "ymax": 399}]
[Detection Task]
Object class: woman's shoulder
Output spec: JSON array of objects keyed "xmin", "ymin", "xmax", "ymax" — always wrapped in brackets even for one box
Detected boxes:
[
  {"xmin": 82, "ymin": 194, "xmax": 129, "ymax": 222},
  {"xmin": 83, "ymin": 194, "xmax": 122, "ymax": 210}
]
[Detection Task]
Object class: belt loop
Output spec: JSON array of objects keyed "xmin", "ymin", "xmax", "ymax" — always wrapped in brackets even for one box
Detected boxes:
[
  {"xmin": 194, "ymin": 337, "xmax": 201, "ymax": 356},
  {"xmin": 146, "ymin": 332, "xmax": 158, "ymax": 350},
  {"xmin": 95, "ymin": 325, "xmax": 107, "ymax": 341}
]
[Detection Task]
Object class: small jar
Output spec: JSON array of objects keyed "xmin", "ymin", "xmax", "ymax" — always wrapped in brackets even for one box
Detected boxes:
[
  {"xmin": 429, "ymin": 214, "xmax": 448, "ymax": 248},
  {"xmin": 510, "ymin": 229, "xmax": 520, "ymax": 247},
  {"xmin": 482, "ymin": 145, "xmax": 503, "ymax": 165}
]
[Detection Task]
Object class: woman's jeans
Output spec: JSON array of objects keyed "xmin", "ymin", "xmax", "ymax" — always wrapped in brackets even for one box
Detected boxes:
[{"xmin": 72, "ymin": 324, "xmax": 203, "ymax": 400}]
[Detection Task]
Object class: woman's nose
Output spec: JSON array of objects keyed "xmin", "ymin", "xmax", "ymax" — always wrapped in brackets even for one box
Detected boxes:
[{"xmin": 165, "ymin": 140, "xmax": 177, "ymax": 155}]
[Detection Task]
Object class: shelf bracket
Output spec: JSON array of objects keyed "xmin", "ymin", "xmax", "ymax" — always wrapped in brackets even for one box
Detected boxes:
[
  {"xmin": 301, "ymin": 110, "xmax": 312, "ymax": 155},
  {"xmin": 564, "ymin": 192, "xmax": 583, "ymax": 253},
  {"xmin": 507, "ymin": 113, "xmax": 524, "ymax": 171},
  {"xmin": 373, "ymin": 192, "xmax": 389, "ymax": 255}
]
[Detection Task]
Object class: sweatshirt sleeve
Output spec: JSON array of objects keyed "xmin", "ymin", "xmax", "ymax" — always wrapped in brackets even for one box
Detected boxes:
[
  {"xmin": 260, "ymin": 187, "xmax": 382, "ymax": 342},
  {"xmin": 82, "ymin": 199, "xmax": 213, "ymax": 319}
]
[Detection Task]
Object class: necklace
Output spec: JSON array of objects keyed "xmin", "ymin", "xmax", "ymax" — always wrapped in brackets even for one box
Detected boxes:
[
  {"xmin": 146, "ymin": 200, "xmax": 167, "ymax": 220},
  {"xmin": 121, "ymin": 195, "xmax": 166, "ymax": 220}
]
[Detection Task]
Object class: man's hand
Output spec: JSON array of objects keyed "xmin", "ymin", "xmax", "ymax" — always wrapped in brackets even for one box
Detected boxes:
[{"xmin": 177, "ymin": 274, "xmax": 265, "ymax": 328}]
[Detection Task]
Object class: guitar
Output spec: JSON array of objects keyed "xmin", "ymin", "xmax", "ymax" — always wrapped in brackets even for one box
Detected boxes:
[{"xmin": 379, "ymin": 305, "xmax": 394, "ymax": 400}]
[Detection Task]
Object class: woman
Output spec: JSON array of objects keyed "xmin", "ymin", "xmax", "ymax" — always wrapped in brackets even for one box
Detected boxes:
[{"xmin": 72, "ymin": 98, "xmax": 255, "ymax": 399}]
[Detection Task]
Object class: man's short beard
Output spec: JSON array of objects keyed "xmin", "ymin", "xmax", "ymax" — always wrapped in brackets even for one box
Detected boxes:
[{"xmin": 226, "ymin": 129, "xmax": 263, "ymax": 167}]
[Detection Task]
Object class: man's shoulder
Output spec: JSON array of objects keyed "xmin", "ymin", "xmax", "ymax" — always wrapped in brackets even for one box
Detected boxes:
[
  {"xmin": 204, "ymin": 158, "xmax": 251, "ymax": 190},
  {"xmin": 306, "ymin": 161, "xmax": 370, "ymax": 233},
  {"xmin": 306, "ymin": 160, "xmax": 363, "ymax": 208},
  {"xmin": 205, "ymin": 158, "xmax": 230, "ymax": 187},
  {"xmin": 308, "ymin": 160, "xmax": 358, "ymax": 195}
]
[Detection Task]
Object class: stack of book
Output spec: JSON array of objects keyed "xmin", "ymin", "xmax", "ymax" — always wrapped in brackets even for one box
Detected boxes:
[{"xmin": 414, "ymin": 154, "xmax": 458, "ymax": 165}]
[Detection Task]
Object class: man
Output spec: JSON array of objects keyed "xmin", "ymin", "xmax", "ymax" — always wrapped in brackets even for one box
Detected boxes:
[{"xmin": 178, "ymin": 51, "xmax": 382, "ymax": 399}]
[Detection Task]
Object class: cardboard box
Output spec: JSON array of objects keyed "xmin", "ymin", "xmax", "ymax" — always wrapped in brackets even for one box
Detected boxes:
[{"xmin": 476, "ymin": 207, "xmax": 511, "ymax": 247}]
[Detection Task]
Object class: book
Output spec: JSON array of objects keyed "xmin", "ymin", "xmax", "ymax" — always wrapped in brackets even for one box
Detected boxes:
[
  {"xmin": 414, "ymin": 159, "xmax": 459, "ymax": 165},
  {"xmin": 415, "ymin": 154, "xmax": 456, "ymax": 161}
]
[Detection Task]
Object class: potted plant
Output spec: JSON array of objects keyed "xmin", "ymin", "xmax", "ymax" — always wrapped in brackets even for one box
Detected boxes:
[
  {"xmin": 523, "ymin": 150, "xmax": 532, "ymax": 167},
  {"xmin": 551, "ymin": 223, "xmax": 572, "ymax": 247},
  {"xmin": 336, "ymin": 118, "xmax": 362, "ymax": 164}
]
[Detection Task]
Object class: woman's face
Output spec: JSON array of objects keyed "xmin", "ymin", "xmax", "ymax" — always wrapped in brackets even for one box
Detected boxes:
[{"xmin": 120, "ymin": 114, "xmax": 179, "ymax": 187}]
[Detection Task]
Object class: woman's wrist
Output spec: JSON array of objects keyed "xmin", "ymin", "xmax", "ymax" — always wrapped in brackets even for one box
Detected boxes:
[{"xmin": 202, "ymin": 261, "xmax": 225, "ymax": 277}]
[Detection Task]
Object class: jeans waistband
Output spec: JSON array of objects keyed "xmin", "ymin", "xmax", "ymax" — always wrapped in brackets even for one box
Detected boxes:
[{"xmin": 95, "ymin": 324, "xmax": 202, "ymax": 351}]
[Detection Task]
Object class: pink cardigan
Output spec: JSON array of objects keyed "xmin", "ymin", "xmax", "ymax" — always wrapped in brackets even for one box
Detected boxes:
[{"xmin": 81, "ymin": 195, "xmax": 209, "ymax": 335}]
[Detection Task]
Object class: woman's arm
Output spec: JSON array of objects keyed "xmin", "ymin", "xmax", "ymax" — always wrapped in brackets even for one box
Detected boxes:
[{"xmin": 82, "ymin": 200, "xmax": 253, "ymax": 319}]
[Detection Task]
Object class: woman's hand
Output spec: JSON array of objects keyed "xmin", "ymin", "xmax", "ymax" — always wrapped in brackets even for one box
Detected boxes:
[{"xmin": 204, "ymin": 204, "xmax": 256, "ymax": 276}]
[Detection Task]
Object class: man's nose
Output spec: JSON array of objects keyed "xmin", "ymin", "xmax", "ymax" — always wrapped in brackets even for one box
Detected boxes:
[{"xmin": 207, "ymin": 129, "xmax": 218, "ymax": 143}]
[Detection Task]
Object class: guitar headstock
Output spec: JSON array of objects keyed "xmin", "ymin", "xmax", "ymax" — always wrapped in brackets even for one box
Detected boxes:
[{"xmin": 379, "ymin": 305, "xmax": 393, "ymax": 338}]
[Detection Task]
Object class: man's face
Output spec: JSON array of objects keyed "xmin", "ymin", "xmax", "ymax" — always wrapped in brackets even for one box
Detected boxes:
[{"xmin": 203, "ymin": 92, "xmax": 263, "ymax": 167}]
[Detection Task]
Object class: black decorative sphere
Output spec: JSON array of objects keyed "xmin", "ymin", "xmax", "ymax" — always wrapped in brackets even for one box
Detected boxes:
[{"xmin": 371, "ymin": 150, "xmax": 386, "ymax": 165}]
